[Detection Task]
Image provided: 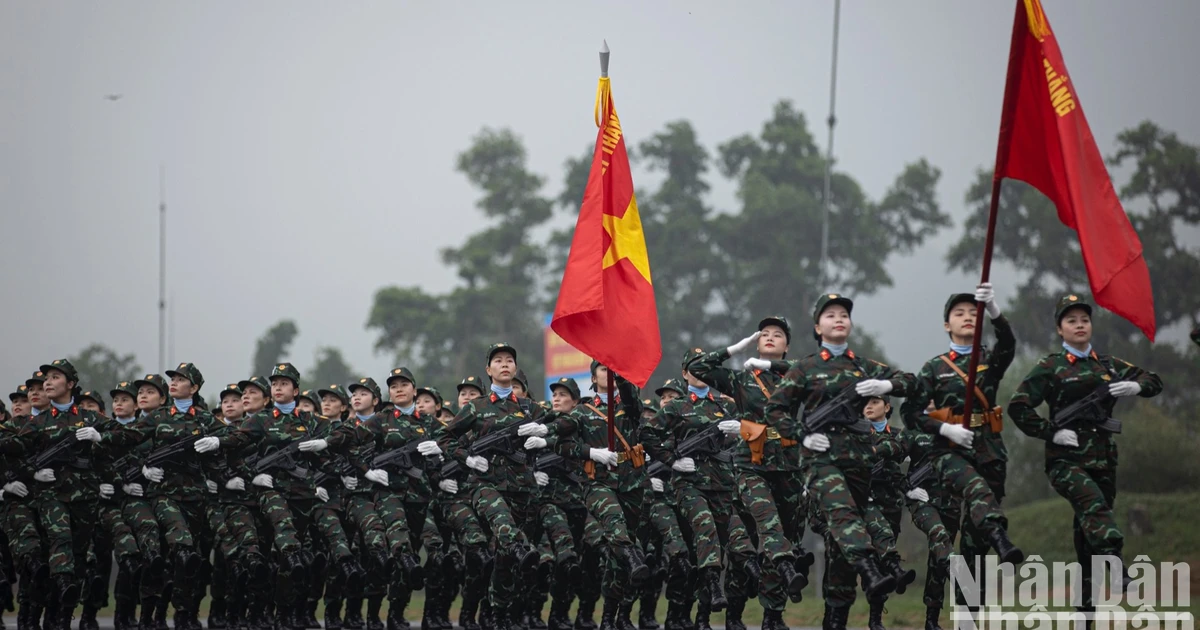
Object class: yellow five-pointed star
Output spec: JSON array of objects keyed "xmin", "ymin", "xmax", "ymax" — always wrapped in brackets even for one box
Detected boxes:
[{"xmin": 601, "ymin": 197, "xmax": 652, "ymax": 284}]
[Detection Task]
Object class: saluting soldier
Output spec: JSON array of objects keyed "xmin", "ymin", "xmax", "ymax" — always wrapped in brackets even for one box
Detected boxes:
[{"xmin": 1009, "ymin": 295, "xmax": 1163, "ymax": 616}]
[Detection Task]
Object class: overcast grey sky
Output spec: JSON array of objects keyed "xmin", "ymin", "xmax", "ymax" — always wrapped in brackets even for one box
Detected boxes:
[{"xmin": 3, "ymin": 1, "xmax": 1198, "ymax": 395}]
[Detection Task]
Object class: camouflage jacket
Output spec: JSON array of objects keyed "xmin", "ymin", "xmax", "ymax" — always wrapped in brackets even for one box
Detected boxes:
[
  {"xmin": 207, "ymin": 416, "xmax": 257, "ymax": 507},
  {"xmin": 131, "ymin": 405, "xmax": 218, "ymax": 502},
  {"xmin": 688, "ymin": 349, "xmax": 799, "ymax": 471},
  {"xmin": 324, "ymin": 414, "xmax": 380, "ymax": 499},
  {"xmin": 871, "ymin": 427, "xmax": 951, "ymax": 507},
  {"xmin": 4, "ymin": 405, "xmax": 107, "ymax": 503},
  {"xmin": 364, "ymin": 407, "xmax": 434, "ymax": 503},
  {"xmin": 219, "ymin": 407, "xmax": 320, "ymax": 501},
  {"xmin": 1009, "ymin": 349, "xmax": 1163, "ymax": 470},
  {"xmin": 547, "ymin": 386, "xmax": 643, "ymax": 492},
  {"xmin": 537, "ymin": 410, "xmax": 586, "ymax": 505},
  {"xmin": 0, "ymin": 415, "xmax": 37, "ymax": 503},
  {"xmin": 642, "ymin": 392, "xmax": 738, "ymax": 492},
  {"xmin": 765, "ymin": 348, "xmax": 915, "ymax": 470},
  {"xmin": 899, "ymin": 316, "xmax": 1017, "ymax": 465},
  {"xmin": 440, "ymin": 391, "xmax": 544, "ymax": 494}
]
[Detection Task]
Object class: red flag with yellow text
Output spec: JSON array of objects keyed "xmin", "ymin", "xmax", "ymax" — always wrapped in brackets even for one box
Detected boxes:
[
  {"xmin": 995, "ymin": 0, "xmax": 1156, "ymax": 340},
  {"xmin": 551, "ymin": 77, "xmax": 661, "ymax": 386}
]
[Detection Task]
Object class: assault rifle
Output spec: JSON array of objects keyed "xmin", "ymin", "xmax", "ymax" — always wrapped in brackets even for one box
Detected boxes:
[
  {"xmin": 246, "ymin": 440, "xmax": 310, "ymax": 480},
  {"xmin": 903, "ymin": 458, "xmax": 935, "ymax": 492},
  {"xmin": 124, "ymin": 433, "xmax": 204, "ymax": 481},
  {"xmin": 372, "ymin": 438, "xmax": 435, "ymax": 480},
  {"xmin": 800, "ymin": 387, "xmax": 871, "ymax": 435},
  {"xmin": 1050, "ymin": 383, "xmax": 1123, "ymax": 434},
  {"xmin": 533, "ymin": 453, "xmax": 585, "ymax": 484},
  {"xmin": 7, "ymin": 436, "xmax": 81, "ymax": 482},
  {"xmin": 440, "ymin": 419, "xmax": 545, "ymax": 478},
  {"xmin": 645, "ymin": 423, "xmax": 734, "ymax": 477}
]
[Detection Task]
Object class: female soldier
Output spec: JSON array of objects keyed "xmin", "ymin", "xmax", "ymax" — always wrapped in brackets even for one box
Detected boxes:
[
  {"xmin": 124, "ymin": 373, "xmax": 168, "ymax": 630},
  {"xmin": 8, "ymin": 385, "xmax": 30, "ymax": 417},
  {"xmin": 1009, "ymin": 295, "xmax": 1162, "ymax": 615},
  {"xmin": 764, "ymin": 293, "xmax": 916, "ymax": 630}
]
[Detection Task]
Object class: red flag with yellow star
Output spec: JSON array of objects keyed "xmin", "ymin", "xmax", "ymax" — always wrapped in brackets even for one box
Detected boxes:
[{"xmin": 551, "ymin": 76, "xmax": 661, "ymax": 387}]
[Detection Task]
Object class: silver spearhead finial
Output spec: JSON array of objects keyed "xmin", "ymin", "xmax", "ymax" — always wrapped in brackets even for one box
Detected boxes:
[{"xmin": 599, "ymin": 40, "xmax": 610, "ymax": 77}]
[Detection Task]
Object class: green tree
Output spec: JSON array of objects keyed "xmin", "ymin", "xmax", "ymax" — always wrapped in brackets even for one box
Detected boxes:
[
  {"xmin": 252, "ymin": 319, "xmax": 299, "ymax": 378},
  {"xmin": 305, "ymin": 347, "xmax": 358, "ymax": 391},
  {"xmin": 946, "ymin": 121, "xmax": 1200, "ymax": 409},
  {"xmin": 69, "ymin": 344, "xmax": 142, "ymax": 392}
]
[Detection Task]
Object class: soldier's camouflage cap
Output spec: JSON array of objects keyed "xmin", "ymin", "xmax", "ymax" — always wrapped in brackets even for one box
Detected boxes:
[
  {"xmin": 416, "ymin": 386, "xmax": 444, "ymax": 407},
  {"xmin": 166, "ymin": 362, "xmax": 205, "ymax": 390},
  {"xmin": 1055, "ymin": 294, "xmax": 1092, "ymax": 323},
  {"xmin": 318, "ymin": 384, "xmax": 350, "ymax": 405},
  {"xmin": 513, "ymin": 369, "xmax": 530, "ymax": 392},
  {"xmin": 655, "ymin": 378, "xmax": 686, "ymax": 397},
  {"xmin": 486, "ymin": 342, "xmax": 517, "ymax": 364},
  {"xmin": 944, "ymin": 293, "xmax": 977, "ymax": 322},
  {"xmin": 238, "ymin": 376, "xmax": 270, "ymax": 396},
  {"xmin": 348, "ymin": 377, "xmax": 382, "ymax": 400},
  {"xmin": 812, "ymin": 293, "xmax": 854, "ymax": 340},
  {"xmin": 9, "ymin": 385, "xmax": 29, "ymax": 402},
  {"xmin": 110, "ymin": 381, "xmax": 138, "ymax": 401},
  {"xmin": 134, "ymin": 374, "xmax": 168, "ymax": 398},
  {"xmin": 270, "ymin": 363, "xmax": 301, "ymax": 385},
  {"xmin": 439, "ymin": 400, "xmax": 457, "ymax": 416},
  {"xmin": 40, "ymin": 359, "xmax": 79, "ymax": 383},
  {"xmin": 456, "ymin": 376, "xmax": 485, "ymax": 394},
  {"xmin": 682, "ymin": 347, "xmax": 706, "ymax": 369},
  {"xmin": 78, "ymin": 390, "xmax": 105, "ymax": 410},
  {"xmin": 589, "ymin": 360, "xmax": 603, "ymax": 374},
  {"xmin": 25, "ymin": 371, "xmax": 46, "ymax": 387},
  {"xmin": 640, "ymin": 397, "xmax": 660, "ymax": 415},
  {"xmin": 298, "ymin": 389, "xmax": 321, "ymax": 409},
  {"xmin": 219, "ymin": 383, "xmax": 244, "ymax": 400},
  {"xmin": 549, "ymin": 377, "xmax": 581, "ymax": 401},
  {"xmin": 758, "ymin": 315, "xmax": 792, "ymax": 343},
  {"xmin": 386, "ymin": 367, "xmax": 416, "ymax": 387}
]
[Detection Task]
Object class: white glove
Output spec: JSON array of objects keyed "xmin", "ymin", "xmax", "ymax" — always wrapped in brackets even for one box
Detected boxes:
[
  {"xmin": 341, "ymin": 475, "xmax": 358, "ymax": 490},
  {"xmin": 1108, "ymin": 382, "xmax": 1141, "ymax": 398},
  {"xmin": 438, "ymin": 479, "xmax": 458, "ymax": 494},
  {"xmin": 517, "ymin": 423, "xmax": 548, "ymax": 437},
  {"xmin": 365, "ymin": 469, "xmax": 389, "ymax": 486},
  {"xmin": 938, "ymin": 423, "xmax": 975, "ymax": 448},
  {"xmin": 743, "ymin": 358, "xmax": 772, "ymax": 371},
  {"xmin": 99, "ymin": 483, "xmax": 115, "ymax": 498},
  {"xmin": 225, "ymin": 477, "xmax": 245, "ymax": 491},
  {"xmin": 727, "ymin": 332, "xmax": 761, "ymax": 355},
  {"xmin": 650, "ymin": 478, "xmax": 665, "ymax": 493},
  {"xmin": 206, "ymin": 480, "xmax": 218, "ymax": 494},
  {"xmin": 802, "ymin": 434, "xmax": 830, "ymax": 452},
  {"xmin": 524, "ymin": 436, "xmax": 547, "ymax": 450},
  {"xmin": 316, "ymin": 487, "xmax": 330, "ymax": 502},
  {"xmin": 75, "ymin": 427, "xmax": 101, "ymax": 442},
  {"xmin": 533, "ymin": 472, "xmax": 549, "ymax": 487},
  {"xmin": 671, "ymin": 458, "xmax": 696, "ymax": 473},
  {"xmin": 142, "ymin": 466, "xmax": 164, "ymax": 483},
  {"xmin": 975, "ymin": 282, "xmax": 1001, "ymax": 318},
  {"xmin": 588, "ymin": 448, "xmax": 618, "ymax": 467},
  {"xmin": 1052, "ymin": 429, "xmax": 1079, "ymax": 448},
  {"xmin": 466, "ymin": 456, "xmax": 489, "ymax": 473},
  {"xmin": 123, "ymin": 483, "xmax": 143, "ymax": 497},
  {"xmin": 417, "ymin": 441, "xmax": 443, "ymax": 456},
  {"xmin": 855, "ymin": 380, "xmax": 894, "ymax": 397},
  {"xmin": 252, "ymin": 473, "xmax": 274, "ymax": 489},
  {"xmin": 34, "ymin": 469, "xmax": 56, "ymax": 483},
  {"xmin": 3, "ymin": 482, "xmax": 28, "ymax": 498},
  {"xmin": 906, "ymin": 488, "xmax": 930, "ymax": 503},
  {"xmin": 298, "ymin": 439, "xmax": 328, "ymax": 452},
  {"xmin": 718, "ymin": 420, "xmax": 741, "ymax": 435},
  {"xmin": 194, "ymin": 437, "xmax": 220, "ymax": 453}
]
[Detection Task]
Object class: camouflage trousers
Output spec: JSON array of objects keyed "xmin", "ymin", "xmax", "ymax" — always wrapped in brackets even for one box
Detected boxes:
[
  {"xmin": 934, "ymin": 453, "xmax": 1006, "ymax": 540},
  {"xmin": 674, "ymin": 485, "xmax": 754, "ymax": 570},
  {"xmin": 98, "ymin": 500, "xmax": 140, "ymax": 558},
  {"xmin": 943, "ymin": 457, "xmax": 1005, "ymax": 608},
  {"xmin": 738, "ymin": 469, "xmax": 805, "ymax": 611},
  {"xmin": 257, "ymin": 490, "xmax": 302, "ymax": 555},
  {"xmin": 643, "ymin": 490, "xmax": 691, "ymax": 606},
  {"xmin": 123, "ymin": 498, "xmax": 161, "ymax": 559},
  {"xmin": 1049, "ymin": 461, "xmax": 1119, "ymax": 607},
  {"xmin": 89, "ymin": 501, "xmax": 140, "ymax": 609},
  {"xmin": 583, "ymin": 485, "xmax": 636, "ymax": 600},
  {"xmin": 820, "ymin": 501, "xmax": 897, "ymax": 607},
  {"xmin": 313, "ymin": 503, "xmax": 353, "ymax": 561},
  {"xmin": 152, "ymin": 496, "xmax": 206, "ymax": 550},
  {"xmin": 539, "ymin": 502, "xmax": 580, "ymax": 565},
  {"xmin": 39, "ymin": 497, "xmax": 97, "ymax": 578},
  {"xmin": 207, "ymin": 501, "xmax": 261, "ymax": 560},
  {"xmin": 440, "ymin": 493, "xmax": 488, "ymax": 548},
  {"xmin": 373, "ymin": 491, "xmax": 424, "ymax": 557},
  {"xmin": 471, "ymin": 486, "xmax": 539, "ymax": 608},
  {"xmin": 2, "ymin": 500, "xmax": 44, "ymax": 562},
  {"xmin": 909, "ymin": 498, "xmax": 959, "ymax": 608},
  {"xmin": 806, "ymin": 462, "xmax": 876, "ymax": 562},
  {"xmin": 345, "ymin": 494, "xmax": 388, "ymax": 554}
]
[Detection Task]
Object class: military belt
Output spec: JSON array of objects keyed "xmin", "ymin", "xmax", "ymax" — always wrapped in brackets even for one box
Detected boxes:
[
  {"xmin": 616, "ymin": 452, "xmax": 629, "ymax": 464},
  {"xmin": 765, "ymin": 427, "xmax": 783, "ymax": 440}
]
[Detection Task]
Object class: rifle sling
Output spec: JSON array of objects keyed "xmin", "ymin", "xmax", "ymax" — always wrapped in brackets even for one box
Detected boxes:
[
  {"xmin": 583, "ymin": 404, "xmax": 634, "ymax": 453},
  {"xmin": 938, "ymin": 355, "xmax": 992, "ymax": 410}
]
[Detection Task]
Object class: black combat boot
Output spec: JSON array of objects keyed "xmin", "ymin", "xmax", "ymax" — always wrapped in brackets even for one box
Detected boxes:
[
  {"xmin": 79, "ymin": 606, "xmax": 100, "ymax": 630},
  {"xmin": 54, "ymin": 575, "xmax": 80, "ymax": 630},
  {"xmin": 867, "ymin": 598, "xmax": 886, "ymax": 630},
  {"xmin": 458, "ymin": 595, "xmax": 481, "ymax": 630},
  {"xmin": 528, "ymin": 596, "xmax": 548, "ymax": 630},
  {"xmin": 479, "ymin": 600, "xmax": 494, "ymax": 630},
  {"xmin": 597, "ymin": 599, "xmax": 618, "ymax": 630},
  {"xmin": 776, "ymin": 557, "xmax": 807, "ymax": 603},
  {"xmin": 492, "ymin": 606, "xmax": 513, "ymax": 630},
  {"xmin": 760, "ymin": 608, "xmax": 788, "ymax": 630},
  {"xmin": 824, "ymin": 605, "xmax": 849, "ymax": 630},
  {"xmin": 636, "ymin": 594, "xmax": 659, "ymax": 630},
  {"xmin": 693, "ymin": 599, "xmax": 711, "ymax": 630},
  {"xmin": 153, "ymin": 595, "xmax": 169, "ymax": 630},
  {"xmin": 573, "ymin": 597, "xmax": 597, "ymax": 630},
  {"xmin": 399, "ymin": 554, "xmax": 424, "ymax": 592},
  {"xmin": 622, "ymin": 548, "xmax": 649, "ymax": 587},
  {"xmin": 987, "ymin": 528, "xmax": 1025, "ymax": 565},
  {"xmin": 305, "ymin": 601, "xmax": 321, "ymax": 630},
  {"xmin": 702, "ymin": 569, "xmax": 725, "ymax": 613},
  {"xmin": 387, "ymin": 604, "xmax": 408, "ymax": 630},
  {"xmin": 324, "ymin": 600, "xmax": 344, "ymax": 630},
  {"xmin": 547, "ymin": 597, "xmax": 572, "ymax": 630},
  {"xmin": 881, "ymin": 555, "xmax": 916, "ymax": 595},
  {"xmin": 853, "ymin": 557, "xmax": 896, "ymax": 599},
  {"xmin": 659, "ymin": 602, "xmax": 686, "ymax": 630},
  {"xmin": 365, "ymin": 596, "xmax": 384, "ymax": 630},
  {"xmin": 614, "ymin": 601, "xmax": 635, "ymax": 630},
  {"xmin": 923, "ymin": 606, "xmax": 943, "ymax": 630},
  {"xmin": 724, "ymin": 598, "xmax": 747, "ymax": 630},
  {"xmin": 209, "ymin": 597, "xmax": 228, "ymax": 630},
  {"xmin": 343, "ymin": 599, "xmax": 364, "ymax": 630},
  {"xmin": 137, "ymin": 599, "xmax": 158, "ymax": 630}
]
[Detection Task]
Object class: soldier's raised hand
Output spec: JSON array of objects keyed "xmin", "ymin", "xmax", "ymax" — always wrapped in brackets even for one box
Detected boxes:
[{"xmin": 727, "ymin": 332, "xmax": 761, "ymax": 355}]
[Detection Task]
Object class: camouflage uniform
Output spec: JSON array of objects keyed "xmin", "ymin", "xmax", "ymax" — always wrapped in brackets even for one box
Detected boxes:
[
  {"xmin": 636, "ymin": 395, "xmax": 690, "ymax": 624},
  {"xmin": 0, "ymin": 406, "xmax": 50, "ymax": 614},
  {"xmin": 1009, "ymin": 295, "xmax": 1164, "ymax": 610},
  {"xmin": 120, "ymin": 374, "xmax": 170, "ymax": 618},
  {"xmin": 764, "ymin": 295, "xmax": 916, "ymax": 602},
  {"xmin": 87, "ymin": 389, "xmax": 142, "ymax": 622},
  {"xmin": 687, "ymin": 317, "xmax": 812, "ymax": 614}
]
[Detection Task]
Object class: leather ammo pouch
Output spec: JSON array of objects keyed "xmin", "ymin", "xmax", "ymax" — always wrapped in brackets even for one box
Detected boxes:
[
  {"xmin": 739, "ymin": 420, "xmax": 797, "ymax": 465},
  {"xmin": 934, "ymin": 356, "xmax": 1004, "ymax": 432},
  {"xmin": 584, "ymin": 404, "xmax": 646, "ymax": 478}
]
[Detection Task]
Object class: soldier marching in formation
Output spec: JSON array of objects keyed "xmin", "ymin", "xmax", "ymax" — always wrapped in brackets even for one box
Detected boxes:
[{"xmin": 0, "ymin": 286, "xmax": 1172, "ymax": 630}]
